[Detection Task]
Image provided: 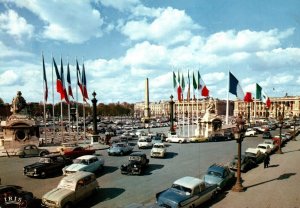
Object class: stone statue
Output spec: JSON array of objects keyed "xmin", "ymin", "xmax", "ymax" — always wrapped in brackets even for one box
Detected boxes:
[
  {"xmin": 206, "ymin": 98, "xmax": 215, "ymax": 114},
  {"xmin": 11, "ymin": 91, "xmax": 27, "ymax": 114}
]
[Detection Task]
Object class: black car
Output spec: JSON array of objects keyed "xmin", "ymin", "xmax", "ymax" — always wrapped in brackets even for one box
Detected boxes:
[
  {"xmin": 208, "ymin": 134, "xmax": 231, "ymax": 142},
  {"xmin": 262, "ymin": 131, "xmax": 272, "ymax": 139},
  {"xmin": 23, "ymin": 154, "xmax": 72, "ymax": 178},
  {"xmin": 120, "ymin": 152, "xmax": 149, "ymax": 175},
  {"xmin": 0, "ymin": 185, "xmax": 35, "ymax": 208},
  {"xmin": 229, "ymin": 154, "xmax": 257, "ymax": 172}
]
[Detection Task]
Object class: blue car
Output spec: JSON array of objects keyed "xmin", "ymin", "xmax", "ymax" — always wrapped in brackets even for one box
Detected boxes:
[
  {"xmin": 107, "ymin": 142, "xmax": 133, "ymax": 156},
  {"xmin": 203, "ymin": 164, "xmax": 235, "ymax": 190}
]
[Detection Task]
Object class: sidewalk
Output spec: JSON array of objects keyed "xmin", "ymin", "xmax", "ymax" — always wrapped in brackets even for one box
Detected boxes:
[{"xmin": 212, "ymin": 136, "xmax": 300, "ymax": 208}]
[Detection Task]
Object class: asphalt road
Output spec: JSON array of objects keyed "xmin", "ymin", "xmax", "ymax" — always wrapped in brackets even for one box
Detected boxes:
[{"xmin": 0, "ymin": 127, "xmax": 283, "ymax": 208}]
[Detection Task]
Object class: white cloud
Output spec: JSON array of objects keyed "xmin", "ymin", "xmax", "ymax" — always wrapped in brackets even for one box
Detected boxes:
[
  {"xmin": 10, "ymin": 0, "xmax": 103, "ymax": 43},
  {"xmin": 99, "ymin": 0, "xmax": 140, "ymax": 12},
  {"xmin": 202, "ymin": 72, "xmax": 226, "ymax": 84},
  {"xmin": 0, "ymin": 9, "xmax": 34, "ymax": 40},
  {"xmin": 0, "ymin": 70, "xmax": 20, "ymax": 86},
  {"xmin": 0, "ymin": 41, "xmax": 33, "ymax": 57}
]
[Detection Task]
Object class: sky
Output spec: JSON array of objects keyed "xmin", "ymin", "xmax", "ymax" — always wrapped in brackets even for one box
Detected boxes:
[{"xmin": 0, "ymin": 0, "xmax": 300, "ymax": 105}]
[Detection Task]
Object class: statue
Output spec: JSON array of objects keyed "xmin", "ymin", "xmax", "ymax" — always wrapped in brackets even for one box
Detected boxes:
[
  {"xmin": 11, "ymin": 91, "xmax": 27, "ymax": 114},
  {"xmin": 206, "ymin": 98, "xmax": 215, "ymax": 114}
]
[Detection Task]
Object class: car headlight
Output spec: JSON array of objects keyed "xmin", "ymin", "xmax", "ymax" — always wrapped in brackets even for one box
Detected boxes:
[{"xmin": 34, "ymin": 169, "xmax": 37, "ymax": 173}]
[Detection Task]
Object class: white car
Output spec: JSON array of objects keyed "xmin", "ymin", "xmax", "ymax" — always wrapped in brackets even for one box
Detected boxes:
[
  {"xmin": 63, "ymin": 155, "xmax": 104, "ymax": 175},
  {"xmin": 151, "ymin": 143, "xmax": 167, "ymax": 158},
  {"xmin": 165, "ymin": 135, "xmax": 188, "ymax": 143},
  {"xmin": 245, "ymin": 129, "xmax": 257, "ymax": 137},
  {"xmin": 137, "ymin": 137, "xmax": 153, "ymax": 149},
  {"xmin": 257, "ymin": 144, "xmax": 272, "ymax": 154},
  {"xmin": 263, "ymin": 139, "xmax": 277, "ymax": 151}
]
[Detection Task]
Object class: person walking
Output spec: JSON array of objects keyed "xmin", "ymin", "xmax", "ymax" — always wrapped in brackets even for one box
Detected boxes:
[{"xmin": 264, "ymin": 153, "xmax": 270, "ymax": 168}]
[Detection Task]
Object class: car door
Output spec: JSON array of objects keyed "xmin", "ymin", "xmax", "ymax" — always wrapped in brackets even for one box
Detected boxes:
[
  {"xmin": 23, "ymin": 145, "xmax": 31, "ymax": 156},
  {"xmin": 30, "ymin": 145, "xmax": 39, "ymax": 156}
]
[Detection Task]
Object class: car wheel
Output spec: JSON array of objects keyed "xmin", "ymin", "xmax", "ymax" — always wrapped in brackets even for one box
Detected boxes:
[
  {"xmin": 120, "ymin": 151, "xmax": 124, "ymax": 156},
  {"xmin": 40, "ymin": 151, "xmax": 48, "ymax": 157},
  {"xmin": 40, "ymin": 171, "xmax": 46, "ymax": 178},
  {"xmin": 19, "ymin": 153, "xmax": 25, "ymax": 158},
  {"xmin": 179, "ymin": 140, "xmax": 183, "ymax": 144}
]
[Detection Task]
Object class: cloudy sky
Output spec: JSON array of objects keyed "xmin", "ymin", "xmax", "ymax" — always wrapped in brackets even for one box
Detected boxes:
[{"xmin": 0, "ymin": 0, "xmax": 300, "ymax": 104}]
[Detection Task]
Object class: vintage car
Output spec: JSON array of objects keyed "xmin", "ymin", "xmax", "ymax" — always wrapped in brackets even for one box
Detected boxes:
[
  {"xmin": 262, "ymin": 131, "xmax": 272, "ymax": 139},
  {"xmin": 23, "ymin": 154, "xmax": 72, "ymax": 178},
  {"xmin": 137, "ymin": 137, "xmax": 153, "ymax": 149},
  {"xmin": 63, "ymin": 155, "xmax": 104, "ymax": 175},
  {"xmin": 203, "ymin": 164, "xmax": 235, "ymax": 190},
  {"xmin": 156, "ymin": 176, "xmax": 218, "ymax": 208},
  {"xmin": 57, "ymin": 142, "xmax": 79, "ymax": 153},
  {"xmin": 189, "ymin": 136, "xmax": 208, "ymax": 143},
  {"xmin": 120, "ymin": 152, "xmax": 149, "ymax": 175},
  {"xmin": 42, "ymin": 171, "xmax": 98, "ymax": 208},
  {"xmin": 63, "ymin": 146, "xmax": 95, "ymax": 159},
  {"xmin": 165, "ymin": 134, "xmax": 189, "ymax": 143},
  {"xmin": 257, "ymin": 143, "xmax": 272, "ymax": 154},
  {"xmin": 229, "ymin": 154, "xmax": 257, "ymax": 172},
  {"xmin": 208, "ymin": 134, "xmax": 231, "ymax": 142},
  {"xmin": 0, "ymin": 185, "xmax": 35, "ymax": 207},
  {"xmin": 244, "ymin": 129, "xmax": 257, "ymax": 137},
  {"xmin": 150, "ymin": 143, "xmax": 167, "ymax": 158},
  {"xmin": 107, "ymin": 142, "xmax": 133, "ymax": 156},
  {"xmin": 245, "ymin": 148, "xmax": 265, "ymax": 164},
  {"xmin": 16, "ymin": 144, "xmax": 50, "ymax": 158}
]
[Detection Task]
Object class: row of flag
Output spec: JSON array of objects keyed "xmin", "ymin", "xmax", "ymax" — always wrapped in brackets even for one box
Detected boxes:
[
  {"xmin": 42, "ymin": 55, "xmax": 89, "ymax": 104},
  {"xmin": 229, "ymin": 71, "xmax": 271, "ymax": 108},
  {"xmin": 173, "ymin": 70, "xmax": 209, "ymax": 102}
]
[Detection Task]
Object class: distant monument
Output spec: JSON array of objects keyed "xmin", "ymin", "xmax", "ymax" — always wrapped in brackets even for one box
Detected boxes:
[
  {"xmin": 142, "ymin": 78, "xmax": 150, "ymax": 125},
  {"xmin": 0, "ymin": 91, "xmax": 39, "ymax": 149}
]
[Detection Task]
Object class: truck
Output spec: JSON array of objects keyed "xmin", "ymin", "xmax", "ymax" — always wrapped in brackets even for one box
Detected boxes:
[{"xmin": 156, "ymin": 176, "xmax": 218, "ymax": 208}]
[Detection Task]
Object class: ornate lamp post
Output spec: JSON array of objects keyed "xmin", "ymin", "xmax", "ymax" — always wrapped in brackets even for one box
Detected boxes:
[
  {"xmin": 169, "ymin": 95, "xmax": 175, "ymax": 134},
  {"xmin": 276, "ymin": 115, "xmax": 283, "ymax": 154},
  {"xmin": 293, "ymin": 115, "xmax": 297, "ymax": 141},
  {"xmin": 247, "ymin": 103, "xmax": 251, "ymax": 125},
  {"xmin": 232, "ymin": 114, "xmax": 246, "ymax": 192},
  {"xmin": 91, "ymin": 91, "xmax": 98, "ymax": 144}
]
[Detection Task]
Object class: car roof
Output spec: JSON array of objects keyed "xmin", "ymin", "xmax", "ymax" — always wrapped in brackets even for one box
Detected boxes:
[
  {"xmin": 75, "ymin": 155, "xmax": 96, "ymax": 160},
  {"xmin": 173, "ymin": 176, "xmax": 202, "ymax": 189},
  {"xmin": 62, "ymin": 171, "xmax": 94, "ymax": 181},
  {"xmin": 208, "ymin": 164, "xmax": 226, "ymax": 173},
  {"xmin": 130, "ymin": 152, "xmax": 146, "ymax": 156}
]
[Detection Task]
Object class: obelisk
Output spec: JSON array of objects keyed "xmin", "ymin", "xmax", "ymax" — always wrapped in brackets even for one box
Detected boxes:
[{"xmin": 144, "ymin": 78, "xmax": 150, "ymax": 123}]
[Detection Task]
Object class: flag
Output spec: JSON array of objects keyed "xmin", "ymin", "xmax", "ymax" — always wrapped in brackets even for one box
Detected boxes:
[
  {"xmin": 60, "ymin": 58, "xmax": 69, "ymax": 104},
  {"xmin": 229, "ymin": 72, "xmax": 244, "ymax": 99},
  {"xmin": 181, "ymin": 73, "xmax": 185, "ymax": 101},
  {"xmin": 173, "ymin": 71, "xmax": 177, "ymax": 89},
  {"xmin": 53, "ymin": 58, "xmax": 64, "ymax": 98},
  {"xmin": 262, "ymin": 91, "xmax": 271, "ymax": 108},
  {"xmin": 177, "ymin": 85, "xmax": 182, "ymax": 102},
  {"xmin": 187, "ymin": 71, "xmax": 190, "ymax": 102},
  {"xmin": 256, "ymin": 83, "xmax": 271, "ymax": 108},
  {"xmin": 67, "ymin": 62, "xmax": 74, "ymax": 99},
  {"xmin": 76, "ymin": 60, "xmax": 84, "ymax": 97},
  {"xmin": 197, "ymin": 71, "xmax": 209, "ymax": 97},
  {"xmin": 192, "ymin": 72, "xmax": 197, "ymax": 99},
  {"xmin": 42, "ymin": 54, "xmax": 48, "ymax": 102},
  {"xmin": 244, "ymin": 92, "xmax": 253, "ymax": 102},
  {"xmin": 82, "ymin": 63, "xmax": 89, "ymax": 101}
]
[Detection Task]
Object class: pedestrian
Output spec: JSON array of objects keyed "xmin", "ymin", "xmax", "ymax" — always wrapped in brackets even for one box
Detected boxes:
[{"xmin": 264, "ymin": 153, "xmax": 270, "ymax": 168}]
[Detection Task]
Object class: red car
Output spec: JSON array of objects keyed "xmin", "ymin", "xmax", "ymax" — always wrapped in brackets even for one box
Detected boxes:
[{"xmin": 63, "ymin": 146, "xmax": 95, "ymax": 159}]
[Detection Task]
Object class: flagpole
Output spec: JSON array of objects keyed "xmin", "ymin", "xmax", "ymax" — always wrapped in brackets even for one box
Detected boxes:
[
  {"xmin": 52, "ymin": 53, "xmax": 56, "ymax": 143},
  {"xmin": 82, "ymin": 57, "xmax": 86, "ymax": 144},
  {"xmin": 76, "ymin": 58, "xmax": 79, "ymax": 143},
  {"xmin": 226, "ymin": 70, "xmax": 230, "ymax": 124},
  {"xmin": 42, "ymin": 52, "xmax": 47, "ymax": 144},
  {"xmin": 67, "ymin": 57, "xmax": 71, "ymax": 141}
]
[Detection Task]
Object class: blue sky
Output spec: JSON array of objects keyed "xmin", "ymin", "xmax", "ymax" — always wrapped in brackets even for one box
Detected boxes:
[{"xmin": 0, "ymin": 0, "xmax": 300, "ymax": 104}]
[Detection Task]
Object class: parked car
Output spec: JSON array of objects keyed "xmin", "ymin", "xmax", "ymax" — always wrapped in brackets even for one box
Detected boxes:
[
  {"xmin": 165, "ymin": 134, "xmax": 188, "ymax": 143},
  {"xmin": 256, "ymin": 144, "xmax": 272, "ymax": 154},
  {"xmin": 63, "ymin": 155, "xmax": 104, "ymax": 175},
  {"xmin": 24, "ymin": 154, "xmax": 72, "ymax": 178},
  {"xmin": 203, "ymin": 164, "xmax": 235, "ymax": 190},
  {"xmin": 156, "ymin": 176, "xmax": 218, "ymax": 208},
  {"xmin": 42, "ymin": 171, "xmax": 98, "ymax": 208},
  {"xmin": 16, "ymin": 144, "xmax": 50, "ymax": 158},
  {"xmin": 245, "ymin": 129, "xmax": 257, "ymax": 137},
  {"xmin": 245, "ymin": 148, "xmax": 265, "ymax": 164},
  {"xmin": 229, "ymin": 154, "xmax": 257, "ymax": 172},
  {"xmin": 208, "ymin": 134, "xmax": 230, "ymax": 142},
  {"xmin": 137, "ymin": 137, "xmax": 153, "ymax": 149},
  {"xmin": 120, "ymin": 152, "xmax": 149, "ymax": 175},
  {"xmin": 189, "ymin": 136, "xmax": 209, "ymax": 143},
  {"xmin": 262, "ymin": 131, "xmax": 272, "ymax": 139},
  {"xmin": 63, "ymin": 146, "xmax": 96, "ymax": 159},
  {"xmin": 263, "ymin": 139, "xmax": 278, "ymax": 152},
  {"xmin": 57, "ymin": 142, "xmax": 79, "ymax": 153},
  {"xmin": 0, "ymin": 185, "xmax": 35, "ymax": 207},
  {"xmin": 150, "ymin": 143, "xmax": 167, "ymax": 158},
  {"xmin": 107, "ymin": 142, "xmax": 133, "ymax": 156}
]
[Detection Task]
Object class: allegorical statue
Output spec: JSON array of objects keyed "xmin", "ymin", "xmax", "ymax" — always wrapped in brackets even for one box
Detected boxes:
[
  {"xmin": 206, "ymin": 97, "xmax": 215, "ymax": 114},
  {"xmin": 11, "ymin": 91, "xmax": 27, "ymax": 114}
]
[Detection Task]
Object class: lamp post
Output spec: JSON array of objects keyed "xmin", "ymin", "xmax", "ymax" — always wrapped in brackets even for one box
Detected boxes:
[
  {"xmin": 91, "ymin": 91, "xmax": 98, "ymax": 144},
  {"xmin": 247, "ymin": 103, "xmax": 251, "ymax": 125},
  {"xmin": 276, "ymin": 115, "xmax": 283, "ymax": 154},
  {"xmin": 169, "ymin": 95, "xmax": 175, "ymax": 134},
  {"xmin": 293, "ymin": 115, "xmax": 297, "ymax": 141},
  {"xmin": 232, "ymin": 114, "xmax": 246, "ymax": 192}
]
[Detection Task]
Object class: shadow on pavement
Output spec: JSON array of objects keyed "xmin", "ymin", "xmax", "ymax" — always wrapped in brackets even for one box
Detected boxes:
[
  {"xmin": 202, "ymin": 190, "xmax": 229, "ymax": 208},
  {"xmin": 95, "ymin": 165, "xmax": 118, "ymax": 177},
  {"xmin": 268, "ymin": 164, "xmax": 279, "ymax": 168},
  {"xmin": 144, "ymin": 164, "xmax": 164, "ymax": 175},
  {"xmin": 283, "ymin": 149, "xmax": 300, "ymax": 154},
  {"xmin": 164, "ymin": 152, "xmax": 178, "ymax": 159},
  {"xmin": 245, "ymin": 172, "xmax": 296, "ymax": 190}
]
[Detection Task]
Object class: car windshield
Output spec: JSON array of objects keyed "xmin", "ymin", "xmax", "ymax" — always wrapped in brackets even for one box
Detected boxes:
[
  {"xmin": 171, "ymin": 184, "xmax": 192, "ymax": 194},
  {"xmin": 258, "ymin": 146, "xmax": 266, "ymax": 149},
  {"xmin": 73, "ymin": 159, "xmax": 88, "ymax": 165},
  {"xmin": 154, "ymin": 144, "xmax": 164, "ymax": 148},
  {"xmin": 129, "ymin": 156, "xmax": 141, "ymax": 161},
  {"xmin": 39, "ymin": 158, "xmax": 51, "ymax": 163},
  {"xmin": 207, "ymin": 170, "xmax": 222, "ymax": 178}
]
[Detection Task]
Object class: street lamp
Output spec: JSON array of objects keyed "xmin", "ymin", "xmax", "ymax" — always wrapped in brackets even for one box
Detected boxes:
[
  {"xmin": 169, "ymin": 95, "xmax": 175, "ymax": 134},
  {"xmin": 293, "ymin": 115, "xmax": 297, "ymax": 141},
  {"xmin": 276, "ymin": 115, "xmax": 284, "ymax": 154},
  {"xmin": 232, "ymin": 114, "xmax": 246, "ymax": 192}
]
